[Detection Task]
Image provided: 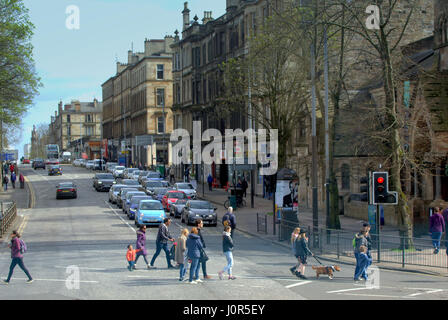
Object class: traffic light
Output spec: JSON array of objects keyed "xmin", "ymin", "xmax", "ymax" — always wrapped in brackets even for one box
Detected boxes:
[
  {"xmin": 372, "ymin": 172, "xmax": 398, "ymax": 205},
  {"xmin": 359, "ymin": 175, "xmax": 370, "ymax": 203}
]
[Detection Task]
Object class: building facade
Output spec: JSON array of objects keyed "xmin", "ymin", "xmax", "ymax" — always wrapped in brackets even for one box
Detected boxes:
[{"xmin": 102, "ymin": 37, "xmax": 174, "ymax": 168}]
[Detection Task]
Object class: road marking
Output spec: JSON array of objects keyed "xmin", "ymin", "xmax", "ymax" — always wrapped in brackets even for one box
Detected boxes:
[
  {"xmin": 7, "ymin": 277, "xmax": 99, "ymax": 283},
  {"xmin": 104, "ymin": 201, "xmax": 136, "ymax": 233},
  {"xmin": 407, "ymin": 289, "xmax": 444, "ymax": 297},
  {"xmin": 54, "ymin": 266, "xmax": 107, "ymax": 271},
  {"xmin": 327, "ymin": 287, "xmax": 371, "ymax": 294},
  {"xmin": 336, "ymin": 293, "xmax": 414, "ymax": 299},
  {"xmin": 285, "ymin": 281, "xmax": 312, "ymax": 289},
  {"xmin": 17, "ymin": 215, "xmax": 29, "ymax": 236},
  {"xmin": 23, "ymin": 175, "xmax": 36, "ymax": 208}
]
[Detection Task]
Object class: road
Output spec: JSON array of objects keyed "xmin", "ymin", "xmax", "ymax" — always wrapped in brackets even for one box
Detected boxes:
[{"xmin": 0, "ymin": 165, "xmax": 446, "ymax": 300}]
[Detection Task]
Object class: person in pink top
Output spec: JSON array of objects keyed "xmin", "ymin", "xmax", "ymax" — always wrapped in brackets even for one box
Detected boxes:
[{"xmin": 2, "ymin": 230, "xmax": 33, "ymax": 284}]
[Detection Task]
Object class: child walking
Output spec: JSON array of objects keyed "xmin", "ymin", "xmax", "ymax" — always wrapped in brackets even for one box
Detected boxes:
[
  {"xmin": 126, "ymin": 244, "xmax": 141, "ymax": 271},
  {"xmin": 218, "ymin": 226, "xmax": 236, "ymax": 280},
  {"xmin": 354, "ymin": 245, "xmax": 372, "ymax": 281}
]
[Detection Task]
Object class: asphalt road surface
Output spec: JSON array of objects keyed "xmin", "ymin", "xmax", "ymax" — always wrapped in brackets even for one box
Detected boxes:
[{"xmin": 0, "ymin": 165, "xmax": 446, "ymax": 300}]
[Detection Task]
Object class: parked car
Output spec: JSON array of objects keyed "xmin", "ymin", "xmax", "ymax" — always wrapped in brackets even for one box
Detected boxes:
[
  {"xmin": 135, "ymin": 200, "xmax": 166, "ymax": 226},
  {"xmin": 48, "ymin": 165, "xmax": 62, "ymax": 176},
  {"xmin": 124, "ymin": 168, "xmax": 139, "ymax": 179},
  {"xmin": 72, "ymin": 159, "xmax": 80, "ymax": 166},
  {"xmin": 174, "ymin": 182, "xmax": 197, "ymax": 199},
  {"xmin": 181, "ymin": 200, "xmax": 217, "ymax": 226},
  {"xmin": 117, "ymin": 188, "xmax": 139, "ymax": 208},
  {"xmin": 113, "ymin": 166, "xmax": 126, "ymax": 178},
  {"xmin": 127, "ymin": 195, "xmax": 152, "ymax": 220},
  {"xmin": 56, "ymin": 182, "xmax": 77, "ymax": 199},
  {"xmin": 108, "ymin": 184, "xmax": 127, "ymax": 204},
  {"xmin": 79, "ymin": 159, "xmax": 87, "ymax": 167},
  {"xmin": 170, "ymin": 199, "xmax": 187, "ymax": 218},
  {"xmin": 162, "ymin": 190, "xmax": 188, "ymax": 211},
  {"xmin": 32, "ymin": 159, "xmax": 46, "ymax": 170},
  {"xmin": 93, "ymin": 159, "xmax": 105, "ymax": 171},
  {"xmin": 86, "ymin": 160, "xmax": 95, "ymax": 170},
  {"xmin": 93, "ymin": 173, "xmax": 116, "ymax": 191},
  {"xmin": 123, "ymin": 191, "xmax": 146, "ymax": 215}
]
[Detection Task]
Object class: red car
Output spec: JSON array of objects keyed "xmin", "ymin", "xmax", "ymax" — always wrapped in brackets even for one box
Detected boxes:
[
  {"xmin": 162, "ymin": 190, "xmax": 188, "ymax": 211},
  {"xmin": 22, "ymin": 159, "xmax": 30, "ymax": 164}
]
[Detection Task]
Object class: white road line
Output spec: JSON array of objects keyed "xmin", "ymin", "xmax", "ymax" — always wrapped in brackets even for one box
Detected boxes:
[
  {"xmin": 327, "ymin": 287, "xmax": 371, "ymax": 294},
  {"xmin": 104, "ymin": 201, "xmax": 136, "ymax": 233},
  {"xmin": 336, "ymin": 293, "xmax": 414, "ymax": 299},
  {"xmin": 285, "ymin": 281, "xmax": 312, "ymax": 289},
  {"xmin": 8, "ymin": 277, "xmax": 99, "ymax": 283},
  {"xmin": 54, "ymin": 266, "xmax": 107, "ymax": 271},
  {"xmin": 407, "ymin": 289, "xmax": 444, "ymax": 297}
]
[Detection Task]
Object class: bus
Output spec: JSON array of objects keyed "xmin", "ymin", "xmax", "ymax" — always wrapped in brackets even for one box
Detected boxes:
[{"xmin": 45, "ymin": 144, "xmax": 59, "ymax": 160}]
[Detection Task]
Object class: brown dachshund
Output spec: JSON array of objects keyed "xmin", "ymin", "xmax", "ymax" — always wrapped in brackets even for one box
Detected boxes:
[{"xmin": 312, "ymin": 265, "xmax": 341, "ymax": 279}]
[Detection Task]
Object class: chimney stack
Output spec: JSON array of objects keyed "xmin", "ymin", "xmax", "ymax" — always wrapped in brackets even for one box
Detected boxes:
[
  {"xmin": 182, "ymin": 2, "xmax": 190, "ymax": 31},
  {"xmin": 202, "ymin": 11, "xmax": 213, "ymax": 24}
]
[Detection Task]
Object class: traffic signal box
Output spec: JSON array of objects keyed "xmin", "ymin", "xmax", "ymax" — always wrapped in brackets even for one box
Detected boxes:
[{"xmin": 372, "ymin": 172, "xmax": 398, "ymax": 205}]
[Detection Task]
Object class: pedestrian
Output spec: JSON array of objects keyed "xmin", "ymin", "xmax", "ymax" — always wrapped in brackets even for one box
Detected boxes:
[
  {"xmin": 429, "ymin": 207, "xmax": 445, "ymax": 254},
  {"xmin": 242, "ymin": 177, "xmax": 248, "ymax": 198},
  {"xmin": 354, "ymin": 245, "xmax": 372, "ymax": 281},
  {"xmin": 186, "ymin": 227, "xmax": 203, "ymax": 284},
  {"xmin": 222, "ymin": 206, "xmax": 236, "ymax": 239},
  {"xmin": 195, "ymin": 219, "xmax": 212, "ymax": 280},
  {"xmin": 207, "ymin": 174, "xmax": 213, "ymax": 192},
  {"xmin": 290, "ymin": 227, "xmax": 301, "ymax": 256},
  {"xmin": 3, "ymin": 175, "xmax": 8, "ymax": 191},
  {"xmin": 3, "ymin": 230, "xmax": 33, "ymax": 284},
  {"xmin": 184, "ymin": 166, "xmax": 190, "ymax": 182},
  {"xmin": 175, "ymin": 228, "xmax": 189, "ymax": 281},
  {"xmin": 126, "ymin": 244, "xmax": 142, "ymax": 271},
  {"xmin": 293, "ymin": 230, "xmax": 313, "ymax": 279},
  {"xmin": 19, "ymin": 173, "xmax": 25, "ymax": 189},
  {"xmin": 150, "ymin": 218, "xmax": 175, "ymax": 269},
  {"xmin": 10, "ymin": 172, "xmax": 16, "ymax": 189},
  {"xmin": 353, "ymin": 229, "xmax": 369, "ymax": 281},
  {"xmin": 9, "ymin": 163, "xmax": 14, "ymax": 175},
  {"xmin": 170, "ymin": 165, "xmax": 175, "ymax": 184},
  {"xmin": 218, "ymin": 225, "xmax": 236, "ymax": 280},
  {"xmin": 362, "ymin": 223, "xmax": 372, "ymax": 258},
  {"xmin": 134, "ymin": 225, "xmax": 150, "ymax": 269},
  {"xmin": 3, "ymin": 163, "xmax": 8, "ymax": 175}
]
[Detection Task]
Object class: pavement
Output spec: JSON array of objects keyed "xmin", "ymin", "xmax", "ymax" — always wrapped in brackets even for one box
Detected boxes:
[
  {"xmin": 0, "ymin": 165, "xmax": 446, "ymax": 300},
  {"xmin": 195, "ymin": 184, "xmax": 448, "ymax": 276}
]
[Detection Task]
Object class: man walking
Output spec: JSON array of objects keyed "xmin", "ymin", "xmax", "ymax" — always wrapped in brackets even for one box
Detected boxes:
[
  {"xmin": 150, "ymin": 218, "xmax": 175, "ymax": 269},
  {"xmin": 3, "ymin": 175, "xmax": 8, "ymax": 191},
  {"xmin": 170, "ymin": 165, "xmax": 175, "ymax": 184},
  {"xmin": 242, "ymin": 176, "xmax": 248, "ymax": 198},
  {"xmin": 222, "ymin": 207, "xmax": 236, "ymax": 239},
  {"xmin": 429, "ymin": 207, "xmax": 445, "ymax": 254},
  {"xmin": 10, "ymin": 171, "xmax": 16, "ymax": 189},
  {"xmin": 207, "ymin": 174, "xmax": 213, "ymax": 192}
]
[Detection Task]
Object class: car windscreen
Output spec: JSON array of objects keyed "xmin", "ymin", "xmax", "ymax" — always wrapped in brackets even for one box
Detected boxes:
[
  {"xmin": 131, "ymin": 196, "xmax": 151, "ymax": 204},
  {"xmin": 190, "ymin": 201, "xmax": 213, "ymax": 209},
  {"xmin": 153, "ymin": 188, "xmax": 168, "ymax": 195},
  {"xmin": 177, "ymin": 183, "xmax": 194, "ymax": 189},
  {"xmin": 145, "ymin": 181, "xmax": 163, "ymax": 188},
  {"xmin": 126, "ymin": 192, "xmax": 145, "ymax": 200},
  {"xmin": 58, "ymin": 183, "xmax": 74, "ymax": 188},
  {"xmin": 147, "ymin": 172, "xmax": 161, "ymax": 178},
  {"xmin": 140, "ymin": 202, "xmax": 164, "ymax": 210},
  {"xmin": 176, "ymin": 199, "xmax": 187, "ymax": 204},
  {"xmin": 139, "ymin": 171, "xmax": 149, "ymax": 176},
  {"xmin": 97, "ymin": 174, "xmax": 113, "ymax": 179},
  {"xmin": 115, "ymin": 166, "xmax": 125, "ymax": 170},
  {"xmin": 169, "ymin": 192, "xmax": 187, "ymax": 199},
  {"xmin": 123, "ymin": 180, "xmax": 139, "ymax": 185},
  {"xmin": 112, "ymin": 186, "xmax": 126, "ymax": 193}
]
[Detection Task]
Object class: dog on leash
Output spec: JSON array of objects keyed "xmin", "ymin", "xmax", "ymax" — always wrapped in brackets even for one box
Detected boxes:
[{"xmin": 312, "ymin": 265, "xmax": 341, "ymax": 279}]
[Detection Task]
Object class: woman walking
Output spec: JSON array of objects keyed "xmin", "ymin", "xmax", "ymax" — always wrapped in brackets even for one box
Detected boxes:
[
  {"xmin": 195, "ymin": 219, "xmax": 211, "ymax": 279},
  {"xmin": 294, "ymin": 230, "xmax": 313, "ymax": 279},
  {"xmin": 290, "ymin": 227, "xmax": 301, "ymax": 256},
  {"xmin": 429, "ymin": 207, "xmax": 445, "ymax": 254},
  {"xmin": 175, "ymin": 228, "xmax": 189, "ymax": 281},
  {"xmin": 218, "ymin": 226, "xmax": 236, "ymax": 280},
  {"xmin": 19, "ymin": 173, "xmax": 25, "ymax": 189},
  {"xmin": 11, "ymin": 172, "xmax": 16, "ymax": 189},
  {"xmin": 186, "ymin": 227, "xmax": 203, "ymax": 284},
  {"xmin": 3, "ymin": 175, "xmax": 8, "ymax": 191},
  {"xmin": 3, "ymin": 230, "xmax": 33, "ymax": 284},
  {"xmin": 134, "ymin": 225, "xmax": 150, "ymax": 269}
]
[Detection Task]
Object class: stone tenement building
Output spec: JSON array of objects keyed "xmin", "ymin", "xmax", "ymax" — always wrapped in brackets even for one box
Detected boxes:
[
  {"xmin": 102, "ymin": 37, "xmax": 174, "ymax": 167},
  {"xmin": 49, "ymin": 99, "xmax": 103, "ymax": 159}
]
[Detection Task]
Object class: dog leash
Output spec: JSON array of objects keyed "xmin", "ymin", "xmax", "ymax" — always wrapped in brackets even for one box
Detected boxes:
[{"xmin": 313, "ymin": 254, "xmax": 323, "ymax": 265}]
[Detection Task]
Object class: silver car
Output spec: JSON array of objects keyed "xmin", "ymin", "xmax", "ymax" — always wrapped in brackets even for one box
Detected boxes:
[
  {"xmin": 117, "ymin": 188, "xmax": 139, "ymax": 208},
  {"xmin": 174, "ymin": 182, "xmax": 197, "ymax": 199},
  {"xmin": 108, "ymin": 184, "xmax": 127, "ymax": 204},
  {"xmin": 113, "ymin": 166, "xmax": 126, "ymax": 178}
]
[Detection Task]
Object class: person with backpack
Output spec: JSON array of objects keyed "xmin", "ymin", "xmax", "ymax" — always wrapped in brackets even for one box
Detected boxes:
[
  {"xmin": 222, "ymin": 207, "xmax": 236, "ymax": 239},
  {"xmin": 3, "ymin": 175, "xmax": 8, "ymax": 191},
  {"xmin": 3, "ymin": 230, "xmax": 33, "ymax": 284},
  {"xmin": 353, "ymin": 229, "xmax": 369, "ymax": 281},
  {"xmin": 10, "ymin": 172, "xmax": 16, "ymax": 189},
  {"xmin": 293, "ymin": 230, "xmax": 313, "ymax": 279},
  {"xmin": 218, "ymin": 225, "xmax": 236, "ymax": 280}
]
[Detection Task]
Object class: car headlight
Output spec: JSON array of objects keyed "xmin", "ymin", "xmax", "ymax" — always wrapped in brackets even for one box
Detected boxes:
[
  {"xmin": 130, "ymin": 208, "xmax": 136, "ymax": 212},
  {"xmin": 140, "ymin": 214, "xmax": 144, "ymax": 218},
  {"xmin": 113, "ymin": 181, "xmax": 116, "ymax": 184},
  {"xmin": 98, "ymin": 182, "xmax": 103, "ymax": 184},
  {"xmin": 195, "ymin": 214, "xmax": 200, "ymax": 217}
]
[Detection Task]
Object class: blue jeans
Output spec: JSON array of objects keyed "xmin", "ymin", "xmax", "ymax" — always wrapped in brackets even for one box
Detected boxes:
[
  {"xmin": 353, "ymin": 252, "xmax": 361, "ymax": 280},
  {"xmin": 223, "ymin": 251, "xmax": 234, "ymax": 275},
  {"xmin": 189, "ymin": 258, "xmax": 200, "ymax": 282},
  {"xmin": 150, "ymin": 242, "xmax": 173, "ymax": 267},
  {"xmin": 431, "ymin": 232, "xmax": 442, "ymax": 249},
  {"xmin": 135, "ymin": 251, "xmax": 149, "ymax": 265},
  {"xmin": 6, "ymin": 257, "xmax": 32, "ymax": 282},
  {"xmin": 128, "ymin": 261, "xmax": 135, "ymax": 271}
]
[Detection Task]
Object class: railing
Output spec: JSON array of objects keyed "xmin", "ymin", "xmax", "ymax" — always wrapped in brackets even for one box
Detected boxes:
[
  {"xmin": 274, "ymin": 216, "xmax": 448, "ymax": 270},
  {"xmin": 256, "ymin": 213, "xmax": 268, "ymax": 234},
  {"xmin": 0, "ymin": 202, "xmax": 16, "ymax": 238}
]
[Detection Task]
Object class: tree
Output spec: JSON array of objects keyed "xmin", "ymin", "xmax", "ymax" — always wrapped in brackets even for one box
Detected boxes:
[{"xmin": 30, "ymin": 123, "xmax": 50, "ymax": 159}]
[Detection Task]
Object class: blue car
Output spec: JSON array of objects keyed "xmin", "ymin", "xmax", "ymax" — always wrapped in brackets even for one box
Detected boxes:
[
  {"xmin": 145, "ymin": 171, "xmax": 163, "ymax": 181},
  {"xmin": 135, "ymin": 200, "xmax": 166, "ymax": 226},
  {"xmin": 127, "ymin": 195, "xmax": 152, "ymax": 220}
]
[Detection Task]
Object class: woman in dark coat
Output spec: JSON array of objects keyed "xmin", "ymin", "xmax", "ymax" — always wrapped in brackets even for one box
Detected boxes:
[
  {"xmin": 186, "ymin": 227, "xmax": 203, "ymax": 284},
  {"xmin": 294, "ymin": 230, "xmax": 313, "ymax": 279},
  {"xmin": 134, "ymin": 225, "xmax": 150, "ymax": 269}
]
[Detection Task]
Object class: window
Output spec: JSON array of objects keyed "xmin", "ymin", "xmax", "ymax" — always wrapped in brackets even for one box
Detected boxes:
[
  {"xmin": 86, "ymin": 126, "xmax": 94, "ymax": 136},
  {"xmin": 158, "ymin": 117, "xmax": 165, "ymax": 133},
  {"xmin": 67, "ymin": 126, "xmax": 71, "ymax": 136},
  {"xmin": 67, "ymin": 115, "xmax": 70, "ymax": 123},
  {"xmin": 341, "ymin": 164, "xmax": 350, "ymax": 190},
  {"xmin": 156, "ymin": 88, "xmax": 165, "ymax": 106},
  {"xmin": 86, "ymin": 114, "xmax": 93, "ymax": 123},
  {"xmin": 157, "ymin": 64, "xmax": 164, "ymax": 80}
]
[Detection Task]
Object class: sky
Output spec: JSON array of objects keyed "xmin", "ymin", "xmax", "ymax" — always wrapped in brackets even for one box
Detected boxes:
[{"xmin": 15, "ymin": 0, "xmax": 226, "ymax": 158}]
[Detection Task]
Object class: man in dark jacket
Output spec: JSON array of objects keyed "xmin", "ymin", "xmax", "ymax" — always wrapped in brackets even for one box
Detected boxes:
[
  {"xmin": 150, "ymin": 218, "xmax": 175, "ymax": 268},
  {"xmin": 222, "ymin": 207, "xmax": 236, "ymax": 239},
  {"xmin": 429, "ymin": 207, "xmax": 445, "ymax": 254},
  {"xmin": 195, "ymin": 219, "xmax": 211, "ymax": 279}
]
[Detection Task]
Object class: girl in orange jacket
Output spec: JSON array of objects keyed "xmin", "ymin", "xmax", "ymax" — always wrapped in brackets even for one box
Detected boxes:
[{"xmin": 126, "ymin": 245, "xmax": 141, "ymax": 271}]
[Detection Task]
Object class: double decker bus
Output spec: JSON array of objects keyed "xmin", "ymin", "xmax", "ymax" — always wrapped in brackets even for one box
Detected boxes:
[{"xmin": 45, "ymin": 144, "xmax": 60, "ymax": 164}]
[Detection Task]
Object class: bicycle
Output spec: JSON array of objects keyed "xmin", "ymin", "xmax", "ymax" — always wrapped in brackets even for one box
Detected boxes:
[{"xmin": 224, "ymin": 197, "xmax": 246, "ymax": 209}]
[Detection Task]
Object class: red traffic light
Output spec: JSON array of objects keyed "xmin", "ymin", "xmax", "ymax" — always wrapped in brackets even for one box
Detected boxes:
[{"xmin": 377, "ymin": 177, "xmax": 384, "ymax": 184}]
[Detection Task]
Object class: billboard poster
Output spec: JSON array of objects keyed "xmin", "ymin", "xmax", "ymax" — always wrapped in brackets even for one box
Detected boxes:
[{"xmin": 275, "ymin": 180, "xmax": 298, "ymax": 211}]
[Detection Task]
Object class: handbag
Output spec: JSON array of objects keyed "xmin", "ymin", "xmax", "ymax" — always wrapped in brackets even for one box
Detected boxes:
[{"xmin": 200, "ymin": 248, "xmax": 209, "ymax": 262}]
